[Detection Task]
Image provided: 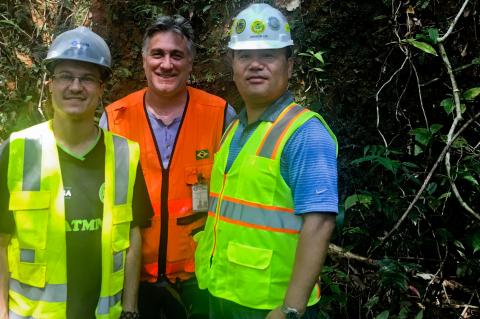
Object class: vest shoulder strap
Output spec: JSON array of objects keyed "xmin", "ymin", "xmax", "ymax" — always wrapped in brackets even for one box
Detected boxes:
[
  {"xmin": 256, "ymin": 103, "xmax": 338, "ymax": 159},
  {"xmin": 187, "ymin": 86, "xmax": 227, "ymax": 109},
  {"xmin": 106, "ymin": 88, "xmax": 147, "ymax": 112}
]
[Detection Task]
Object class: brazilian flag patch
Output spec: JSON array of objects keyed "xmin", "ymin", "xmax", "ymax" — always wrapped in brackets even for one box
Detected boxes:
[{"xmin": 196, "ymin": 149, "xmax": 210, "ymax": 160}]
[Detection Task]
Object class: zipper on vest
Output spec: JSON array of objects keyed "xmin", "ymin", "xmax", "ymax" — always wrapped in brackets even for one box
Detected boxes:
[
  {"xmin": 157, "ymin": 167, "xmax": 169, "ymax": 280},
  {"xmin": 210, "ymin": 173, "xmax": 228, "ymax": 266}
]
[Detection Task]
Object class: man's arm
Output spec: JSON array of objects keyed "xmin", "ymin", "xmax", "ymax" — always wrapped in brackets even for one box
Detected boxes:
[
  {"xmin": 267, "ymin": 117, "xmax": 338, "ymax": 318},
  {"xmin": 122, "ymin": 226, "xmax": 141, "ymax": 312},
  {"xmin": 0, "ymin": 233, "xmax": 11, "ymax": 319},
  {"xmin": 266, "ymin": 213, "xmax": 336, "ymax": 318}
]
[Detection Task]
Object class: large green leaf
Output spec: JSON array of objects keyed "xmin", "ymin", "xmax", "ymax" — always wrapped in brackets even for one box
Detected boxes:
[
  {"xmin": 415, "ymin": 310, "xmax": 424, "ymax": 319},
  {"xmin": 414, "ymin": 144, "xmax": 423, "ymax": 156},
  {"xmin": 344, "ymin": 194, "xmax": 372, "ymax": 211},
  {"xmin": 471, "ymin": 231, "xmax": 480, "ymax": 253},
  {"xmin": 429, "ymin": 123, "xmax": 443, "ymax": 134},
  {"xmin": 441, "ymin": 98, "xmax": 454, "ymax": 114},
  {"xmin": 463, "ymin": 87, "xmax": 480, "ymax": 100},
  {"xmin": 461, "ymin": 174, "xmax": 478, "ymax": 186},
  {"xmin": 375, "ymin": 310, "xmax": 390, "ymax": 319},
  {"xmin": 406, "ymin": 39, "xmax": 438, "ymax": 56},
  {"xmin": 313, "ymin": 51, "xmax": 325, "ymax": 64},
  {"xmin": 376, "ymin": 157, "xmax": 401, "ymax": 173},
  {"xmin": 426, "ymin": 27, "xmax": 439, "ymax": 44},
  {"xmin": 410, "ymin": 128, "xmax": 431, "ymax": 146}
]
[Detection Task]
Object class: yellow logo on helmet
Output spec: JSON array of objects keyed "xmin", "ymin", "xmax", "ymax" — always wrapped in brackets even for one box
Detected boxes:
[
  {"xmin": 285, "ymin": 23, "xmax": 291, "ymax": 33},
  {"xmin": 251, "ymin": 20, "xmax": 266, "ymax": 34}
]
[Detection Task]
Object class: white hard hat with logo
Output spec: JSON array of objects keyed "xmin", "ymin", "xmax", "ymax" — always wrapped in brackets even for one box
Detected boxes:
[
  {"xmin": 228, "ymin": 3, "xmax": 294, "ymax": 50},
  {"xmin": 45, "ymin": 26, "xmax": 111, "ymax": 72}
]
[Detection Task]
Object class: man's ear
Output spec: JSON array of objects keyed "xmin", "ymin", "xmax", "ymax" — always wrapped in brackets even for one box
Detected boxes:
[
  {"xmin": 287, "ymin": 57, "xmax": 294, "ymax": 79},
  {"xmin": 47, "ymin": 79, "xmax": 53, "ymax": 93},
  {"xmin": 98, "ymin": 82, "xmax": 105, "ymax": 95}
]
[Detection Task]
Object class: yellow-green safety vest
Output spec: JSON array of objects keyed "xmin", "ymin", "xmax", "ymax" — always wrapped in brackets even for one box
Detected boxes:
[
  {"xmin": 7, "ymin": 121, "xmax": 139, "ymax": 319},
  {"xmin": 195, "ymin": 103, "xmax": 338, "ymax": 309}
]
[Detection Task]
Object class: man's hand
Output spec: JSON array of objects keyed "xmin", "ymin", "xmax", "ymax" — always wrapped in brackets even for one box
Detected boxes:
[{"xmin": 265, "ymin": 307, "xmax": 285, "ymax": 319}]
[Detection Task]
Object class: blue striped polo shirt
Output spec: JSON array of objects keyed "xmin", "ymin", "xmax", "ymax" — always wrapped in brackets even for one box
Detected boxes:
[{"xmin": 225, "ymin": 91, "xmax": 338, "ymax": 215}]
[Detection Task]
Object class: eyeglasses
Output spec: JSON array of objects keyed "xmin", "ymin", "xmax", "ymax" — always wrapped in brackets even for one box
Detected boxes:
[{"xmin": 51, "ymin": 74, "xmax": 103, "ymax": 88}]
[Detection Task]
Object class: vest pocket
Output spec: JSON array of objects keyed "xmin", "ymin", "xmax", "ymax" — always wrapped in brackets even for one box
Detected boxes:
[
  {"xmin": 226, "ymin": 241, "xmax": 272, "ymax": 303},
  {"xmin": 184, "ymin": 164, "xmax": 213, "ymax": 185},
  {"xmin": 112, "ymin": 204, "xmax": 132, "ymax": 251},
  {"xmin": 9, "ymin": 191, "xmax": 51, "ymax": 250},
  {"xmin": 16, "ymin": 261, "xmax": 47, "ymax": 288}
]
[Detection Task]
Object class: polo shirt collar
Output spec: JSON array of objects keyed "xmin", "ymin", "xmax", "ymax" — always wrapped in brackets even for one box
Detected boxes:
[{"xmin": 238, "ymin": 91, "xmax": 295, "ymax": 126}]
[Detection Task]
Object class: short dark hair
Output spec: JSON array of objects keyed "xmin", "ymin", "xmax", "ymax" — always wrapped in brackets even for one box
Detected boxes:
[{"xmin": 142, "ymin": 15, "xmax": 195, "ymax": 58}]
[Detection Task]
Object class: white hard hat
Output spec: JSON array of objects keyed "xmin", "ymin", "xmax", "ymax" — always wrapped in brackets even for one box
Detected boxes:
[
  {"xmin": 45, "ymin": 26, "xmax": 111, "ymax": 71},
  {"xmin": 228, "ymin": 3, "xmax": 294, "ymax": 50}
]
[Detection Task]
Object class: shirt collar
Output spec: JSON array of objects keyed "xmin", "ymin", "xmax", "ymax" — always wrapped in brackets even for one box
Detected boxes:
[{"xmin": 238, "ymin": 91, "xmax": 295, "ymax": 126}]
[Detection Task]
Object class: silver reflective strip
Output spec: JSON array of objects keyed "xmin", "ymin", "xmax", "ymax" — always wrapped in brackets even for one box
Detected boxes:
[
  {"xmin": 113, "ymin": 251, "xmax": 124, "ymax": 272},
  {"xmin": 9, "ymin": 310, "xmax": 35, "ymax": 319},
  {"xmin": 113, "ymin": 135, "xmax": 129, "ymax": 205},
  {"xmin": 22, "ymin": 138, "xmax": 42, "ymax": 191},
  {"xmin": 97, "ymin": 290, "xmax": 123, "ymax": 314},
  {"xmin": 9, "ymin": 278, "xmax": 67, "ymax": 302},
  {"xmin": 20, "ymin": 249, "xmax": 35, "ymax": 263},
  {"xmin": 220, "ymin": 199, "xmax": 302, "ymax": 231},
  {"xmin": 219, "ymin": 120, "xmax": 238, "ymax": 149},
  {"xmin": 208, "ymin": 196, "xmax": 218, "ymax": 212},
  {"xmin": 257, "ymin": 104, "xmax": 304, "ymax": 159}
]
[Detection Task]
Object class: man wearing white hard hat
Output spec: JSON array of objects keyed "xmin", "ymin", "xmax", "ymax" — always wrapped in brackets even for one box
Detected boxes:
[
  {"xmin": 0, "ymin": 26, "xmax": 152, "ymax": 319},
  {"xmin": 195, "ymin": 3, "xmax": 338, "ymax": 319}
]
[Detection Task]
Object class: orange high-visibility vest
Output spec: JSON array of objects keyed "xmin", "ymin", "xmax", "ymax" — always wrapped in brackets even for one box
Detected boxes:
[{"xmin": 105, "ymin": 86, "xmax": 226, "ymax": 282}]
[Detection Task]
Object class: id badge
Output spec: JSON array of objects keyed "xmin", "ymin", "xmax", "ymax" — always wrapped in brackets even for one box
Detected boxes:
[{"xmin": 192, "ymin": 182, "xmax": 209, "ymax": 212}]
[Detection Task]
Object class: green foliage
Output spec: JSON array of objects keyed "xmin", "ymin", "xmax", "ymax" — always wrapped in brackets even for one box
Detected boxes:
[
  {"xmin": 351, "ymin": 145, "xmax": 402, "ymax": 174},
  {"xmin": 344, "ymin": 194, "xmax": 372, "ymax": 211},
  {"xmin": 377, "ymin": 259, "xmax": 409, "ymax": 291},
  {"xmin": 463, "ymin": 87, "xmax": 480, "ymax": 101},
  {"xmin": 405, "ymin": 39, "xmax": 438, "ymax": 56},
  {"xmin": 298, "ymin": 50, "xmax": 325, "ymax": 72},
  {"xmin": 2, "ymin": 0, "xmax": 480, "ymax": 318},
  {"xmin": 375, "ymin": 310, "xmax": 389, "ymax": 319}
]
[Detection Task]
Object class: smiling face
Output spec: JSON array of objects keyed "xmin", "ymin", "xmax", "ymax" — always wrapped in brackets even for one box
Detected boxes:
[
  {"xmin": 49, "ymin": 60, "xmax": 104, "ymax": 121},
  {"xmin": 232, "ymin": 48, "xmax": 293, "ymax": 110},
  {"xmin": 143, "ymin": 31, "xmax": 193, "ymax": 99}
]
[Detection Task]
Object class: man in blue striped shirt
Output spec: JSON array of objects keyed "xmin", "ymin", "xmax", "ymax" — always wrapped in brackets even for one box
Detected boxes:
[{"xmin": 196, "ymin": 3, "xmax": 338, "ymax": 319}]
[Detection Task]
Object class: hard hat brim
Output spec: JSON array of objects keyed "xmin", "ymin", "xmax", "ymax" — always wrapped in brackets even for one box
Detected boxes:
[
  {"xmin": 44, "ymin": 56, "xmax": 111, "ymax": 70},
  {"xmin": 228, "ymin": 40, "xmax": 293, "ymax": 50}
]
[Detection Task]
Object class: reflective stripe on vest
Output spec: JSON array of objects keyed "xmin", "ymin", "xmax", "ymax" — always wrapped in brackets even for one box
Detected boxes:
[
  {"xmin": 218, "ymin": 119, "xmax": 239, "ymax": 150},
  {"xmin": 9, "ymin": 278, "xmax": 67, "ymax": 302},
  {"xmin": 257, "ymin": 103, "xmax": 307, "ymax": 159},
  {"xmin": 7, "ymin": 121, "xmax": 138, "ymax": 318},
  {"xmin": 9, "ymin": 311, "xmax": 33, "ymax": 319},
  {"xmin": 22, "ymin": 138, "xmax": 42, "ymax": 191},
  {"xmin": 96, "ymin": 290, "xmax": 123, "ymax": 315},
  {"xmin": 209, "ymin": 194, "xmax": 301, "ymax": 233},
  {"xmin": 113, "ymin": 135, "xmax": 129, "ymax": 205}
]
